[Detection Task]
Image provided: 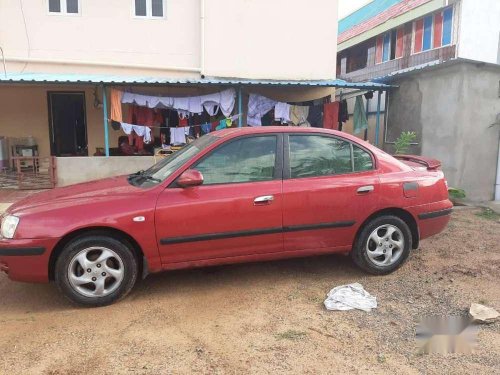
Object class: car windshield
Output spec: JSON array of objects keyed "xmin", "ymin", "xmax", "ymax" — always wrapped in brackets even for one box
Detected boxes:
[{"xmin": 128, "ymin": 134, "xmax": 219, "ymax": 187}]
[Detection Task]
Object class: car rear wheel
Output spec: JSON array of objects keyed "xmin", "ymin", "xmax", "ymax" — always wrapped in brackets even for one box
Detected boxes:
[
  {"xmin": 55, "ymin": 234, "xmax": 138, "ymax": 307},
  {"xmin": 351, "ymin": 215, "xmax": 412, "ymax": 275}
]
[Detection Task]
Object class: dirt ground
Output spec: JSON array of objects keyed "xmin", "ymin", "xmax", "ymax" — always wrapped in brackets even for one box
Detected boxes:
[{"xmin": 1, "ymin": 208, "xmax": 499, "ymax": 375}]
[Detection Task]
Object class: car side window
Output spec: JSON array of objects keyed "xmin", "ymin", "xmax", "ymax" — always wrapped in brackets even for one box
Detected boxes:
[
  {"xmin": 289, "ymin": 135, "xmax": 352, "ymax": 178},
  {"xmin": 353, "ymin": 145, "xmax": 374, "ymax": 172},
  {"xmin": 195, "ymin": 136, "xmax": 277, "ymax": 185}
]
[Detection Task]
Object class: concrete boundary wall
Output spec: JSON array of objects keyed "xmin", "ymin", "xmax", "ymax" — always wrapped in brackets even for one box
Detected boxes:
[
  {"xmin": 386, "ymin": 61, "xmax": 500, "ymax": 202},
  {"xmin": 56, "ymin": 156, "xmax": 156, "ymax": 187}
]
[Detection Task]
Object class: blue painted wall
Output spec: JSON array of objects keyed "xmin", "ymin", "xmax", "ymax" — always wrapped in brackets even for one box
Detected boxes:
[{"xmin": 339, "ymin": 0, "xmax": 404, "ymax": 34}]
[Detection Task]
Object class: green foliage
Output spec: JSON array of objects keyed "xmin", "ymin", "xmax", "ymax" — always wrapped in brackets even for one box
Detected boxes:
[
  {"xmin": 394, "ymin": 131, "xmax": 417, "ymax": 155},
  {"xmin": 448, "ymin": 188, "xmax": 466, "ymax": 200},
  {"xmin": 475, "ymin": 208, "xmax": 500, "ymax": 221}
]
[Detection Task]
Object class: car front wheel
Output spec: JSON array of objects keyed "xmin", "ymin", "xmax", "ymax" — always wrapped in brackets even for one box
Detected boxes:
[
  {"xmin": 55, "ymin": 234, "xmax": 138, "ymax": 307},
  {"xmin": 351, "ymin": 215, "xmax": 412, "ymax": 275}
]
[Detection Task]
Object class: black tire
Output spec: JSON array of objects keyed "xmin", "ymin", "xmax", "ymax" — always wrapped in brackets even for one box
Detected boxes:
[
  {"xmin": 351, "ymin": 215, "xmax": 412, "ymax": 275},
  {"xmin": 55, "ymin": 234, "xmax": 138, "ymax": 307}
]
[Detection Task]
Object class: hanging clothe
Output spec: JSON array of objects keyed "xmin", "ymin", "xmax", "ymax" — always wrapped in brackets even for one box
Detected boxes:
[
  {"xmin": 307, "ymin": 105, "xmax": 324, "ymax": 128},
  {"xmin": 173, "ymin": 97, "xmax": 190, "ymax": 112},
  {"xmin": 290, "ymin": 106, "xmax": 310, "ymax": 127},
  {"xmin": 121, "ymin": 89, "xmax": 236, "ymax": 116},
  {"xmin": 220, "ymin": 89, "xmax": 236, "ymax": 117},
  {"xmin": 132, "ymin": 125, "xmax": 152, "ymax": 143},
  {"xmin": 137, "ymin": 106, "xmax": 151, "ymax": 125},
  {"xmin": 215, "ymin": 119, "xmax": 227, "ymax": 131},
  {"xmin": 339, "ymin": 99, "xmax": 349, "ymax": 123},
  {"xmin": 120, "ymin": 123, "xmax": 152, "ymax": 145},
  {"xmin": 201, "ymin": 123, "xmax": 211, "ymax": 134},
  {"xmin": 202, "ymin": 92, "xmax": 222, "ymax": 116},
  {"xmin": 353, "ymin": 96, "xmax": 368, "ymax": 134},
  {"xmin": 110, "ymin": 89, "xmax": 123, "ymax": 122},
  {"xmin": 274, "ymin": 102, "xmax": 291, "ymax": 124},
  {"xmin": 247, "ymin": 94, "xmax": 277, "ymax": 126},
  {"xmin": 121, "ymin": 123, "xmax": 134, "ymax": 135},
  {"xmin": 188, "ymin": 96, "xmax": 203, "ymax": 114},
  {"xmin": 323, "ymin": 102, "xmax": 340, "ymax": 130},
  {"xmin": 170, "ymin": 127, "xmax": 187, "ymax": 145},
  {"xmin": 178, "ymin": 113, "xmax": 189, "ymax": 127}
]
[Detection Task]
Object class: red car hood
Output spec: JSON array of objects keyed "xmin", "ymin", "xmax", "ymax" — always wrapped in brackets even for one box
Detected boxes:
[{"xmin": 7, "ymin": 175, "xmax": 144, "ymax": 215}]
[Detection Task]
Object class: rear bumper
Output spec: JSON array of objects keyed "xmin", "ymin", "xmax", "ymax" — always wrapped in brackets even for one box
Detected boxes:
[
  {"xmin": 0, "ymin": 238, "xmax": 58, "ymax": 283},
  {"xmin": 407, "ymin": 200, "xmax": 453, "ymax": 241}
]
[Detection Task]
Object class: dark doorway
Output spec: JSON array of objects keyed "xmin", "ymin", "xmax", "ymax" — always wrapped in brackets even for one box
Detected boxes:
[{"xmin": 48, "ymin": 92, "xmax": 88, "ymax": 156}]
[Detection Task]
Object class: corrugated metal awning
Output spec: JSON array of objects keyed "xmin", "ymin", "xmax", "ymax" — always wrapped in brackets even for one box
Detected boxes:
[{"xmin": 0, "ymin": 72, "xmax": 393, "ymax": 90}]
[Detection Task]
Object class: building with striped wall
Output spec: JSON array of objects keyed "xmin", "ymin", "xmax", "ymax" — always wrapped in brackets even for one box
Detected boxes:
[{"xmin": 336, "ymin": 0, "xmax": 500, "ymax": 202}]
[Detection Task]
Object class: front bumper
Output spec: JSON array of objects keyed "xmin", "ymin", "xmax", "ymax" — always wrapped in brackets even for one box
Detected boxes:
[{"xmin": 0, "ymin": 238, "xmax": 59, "ymax": 283}]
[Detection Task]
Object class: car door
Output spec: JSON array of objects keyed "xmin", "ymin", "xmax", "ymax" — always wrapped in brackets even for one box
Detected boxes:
[
  {"xmin": 155, "ymin": 134, "xmax": 284, "ymax": 266},
  {"xmin": 282, "ymin": 133, "xmax": 380, "ymax": 252}
]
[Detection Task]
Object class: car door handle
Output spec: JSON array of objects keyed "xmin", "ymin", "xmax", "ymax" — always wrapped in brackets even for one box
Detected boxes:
[
  {"xmin": 357, "ymin": 185, "xmax": 374, "ymax": 194},
  {"xmin": 254, "ymin": 195, "xmax": 274, "ymax": 205}
]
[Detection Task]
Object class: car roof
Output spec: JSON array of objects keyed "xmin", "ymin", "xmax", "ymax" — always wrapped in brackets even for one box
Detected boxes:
[{"xmin": 214, "ymin": 126, "xmax": 374, "ymax": 147}]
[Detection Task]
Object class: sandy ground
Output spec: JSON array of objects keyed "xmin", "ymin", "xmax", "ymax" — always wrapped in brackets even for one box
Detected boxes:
[{"xmin": 1, "ymin": 208, "xmax": 499, "ymax": 375}]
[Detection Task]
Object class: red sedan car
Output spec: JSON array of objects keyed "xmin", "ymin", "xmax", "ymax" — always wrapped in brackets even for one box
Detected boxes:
[{"xmin": 0, "ymin": 127, "xmax": 452, "ymax": 306}]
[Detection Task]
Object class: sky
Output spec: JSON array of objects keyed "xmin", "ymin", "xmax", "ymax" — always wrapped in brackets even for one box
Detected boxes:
[{"xmin": 338, "ymin": 0, "xmax": 373, "ymax": 20}]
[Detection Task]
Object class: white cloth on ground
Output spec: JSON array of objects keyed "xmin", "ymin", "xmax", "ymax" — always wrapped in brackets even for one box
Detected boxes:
[
  {"xmin": 324, "ymin": 283, "xmax": 377, "ymax": 312},
  {"xmin": 274, "ymin": 102, "xmax": 291, "ymax": 123},
  {"xmin": 247, "ymin": 94, "xmax": 277, "ymax": 126}
]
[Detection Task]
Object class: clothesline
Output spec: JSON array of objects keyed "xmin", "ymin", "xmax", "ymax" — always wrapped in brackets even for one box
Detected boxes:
[
  {"xmin": 111, "ymin": 114, "xmax": 242, "ymax": 130},
  {"xmin": 120, "ymin": 88, "xmax": 236, "ymax": 117}
]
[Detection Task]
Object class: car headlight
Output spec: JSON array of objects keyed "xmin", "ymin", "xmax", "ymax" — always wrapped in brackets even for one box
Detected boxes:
[{"xmin": 1, "ymin": 215, "xmax": 20, "ymax": 239}]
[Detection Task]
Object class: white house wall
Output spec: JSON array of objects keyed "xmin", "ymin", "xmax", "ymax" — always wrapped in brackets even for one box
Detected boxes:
[
  {"xmin": 0, "ymin": 0, "xmax": 339, "ymax": 79},
  {"xmin": 203, "ymin": 0, "xmax": 338, "ymax": 80},
  {"xmin": 457, "ymin": 0, "xmax": 500, "ymax": 64}
]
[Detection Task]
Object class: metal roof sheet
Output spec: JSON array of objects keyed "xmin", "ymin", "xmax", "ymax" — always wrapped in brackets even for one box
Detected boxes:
[{"xmin": 0, "ymin": 72, "xmax": 392, "ymax": 89}]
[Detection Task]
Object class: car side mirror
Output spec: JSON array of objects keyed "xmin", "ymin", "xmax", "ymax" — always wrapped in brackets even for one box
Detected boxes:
[{"xmin": 177, "ymin": 169, "xmax": 204, "ymax": 188}]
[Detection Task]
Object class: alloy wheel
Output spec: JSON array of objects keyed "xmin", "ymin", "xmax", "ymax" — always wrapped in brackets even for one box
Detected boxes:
[
  {"xmin": 366, "ymin": 224, "xmax": 405, "ymax": 267},
  {"xmin": 67, "ymin": 246, "xmax": 125, "ymax": 298}
]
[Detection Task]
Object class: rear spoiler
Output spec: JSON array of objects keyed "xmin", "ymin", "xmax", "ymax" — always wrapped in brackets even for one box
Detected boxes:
[{"xmin": 393, "ymin": 154, "xmax": 442, "ymax": 170}]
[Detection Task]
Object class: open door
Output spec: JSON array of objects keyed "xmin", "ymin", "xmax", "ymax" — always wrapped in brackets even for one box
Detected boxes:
[{"xmin": 48, "ymin": 92, "xmax": 88, "ymax": 156}]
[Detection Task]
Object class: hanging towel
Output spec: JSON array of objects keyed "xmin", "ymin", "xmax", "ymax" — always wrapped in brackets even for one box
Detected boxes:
[
  {"xmin": 323, "ymin": 102, "xmax": 340, "ymax": 130},
  {"xmin": 247, "ymin": 94, "xmax": 277, "ymax": 126},
  {"xmin": 110, "ymin": 89, "xmax": 123, "ymax": 122},
  {"xmin": 274, "ymin": 102, "xmax": 291, "ymax": 124},
  {"xmin": 290, "ymin": 106, "xmax": 310, "ymax": 127},
  {"xmin": 353, "ymin": 96, "xmax": 368, "ymax": 134}
]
